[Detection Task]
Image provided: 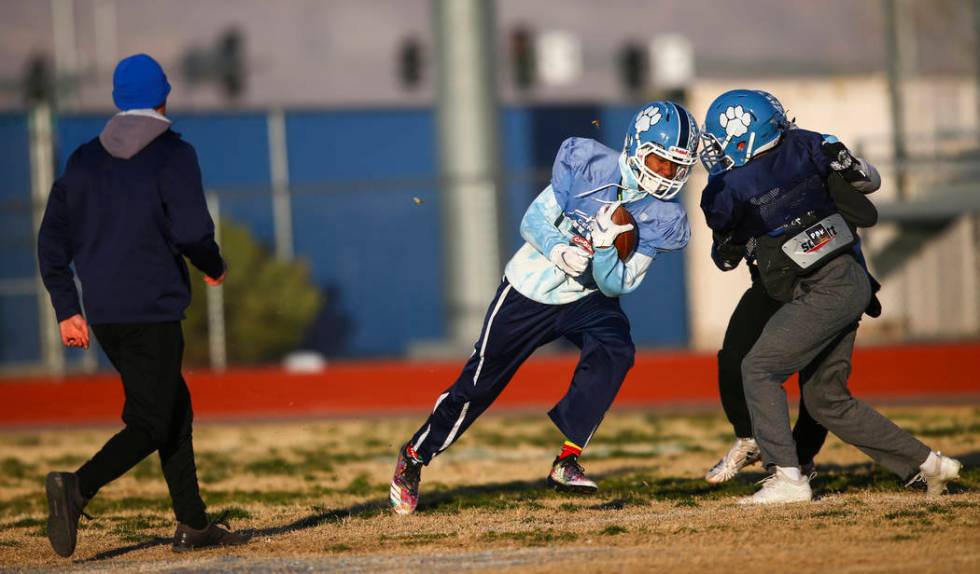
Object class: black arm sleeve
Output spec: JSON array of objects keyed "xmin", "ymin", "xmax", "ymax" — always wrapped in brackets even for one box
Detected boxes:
[
  {"xmin": 827, "ymin": 172, "xmax": 878, "ymax": 228},
  {"xmin": 37, "ymin": 178, "xmax": 83, "ymax": 321},
  {"xmin": 159, "ymin": 144, "xmax": 225, "ymax": 279}
]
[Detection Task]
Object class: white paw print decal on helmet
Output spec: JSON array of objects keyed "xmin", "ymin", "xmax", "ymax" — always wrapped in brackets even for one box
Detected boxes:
[
  {"xmin": 719, "ymin": 105, "xmax": 751, "ymax": 138},
  {"xmin": 634, "ymin": 105, "xmax": 662, "ymax": 135}
]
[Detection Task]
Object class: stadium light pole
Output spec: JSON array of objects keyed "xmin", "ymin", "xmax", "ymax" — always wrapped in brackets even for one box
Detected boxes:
[
  {"xmin": 883, "ymin": 0, "xmax": 912, "ymax": 201},
  {"xmin": 51, "ymin": 0, "xmax": 79, "ymax": 110},
  {"xmin": 976, "ymin": 0, "xmax": 980, "ymax": 139},
  {"xmin": 93, "ymin": 0, "xmax": 118, "ymax": 83},
  {"xmin": 433, "ymin": 0, "xmax": 503, "ymax": 352}
]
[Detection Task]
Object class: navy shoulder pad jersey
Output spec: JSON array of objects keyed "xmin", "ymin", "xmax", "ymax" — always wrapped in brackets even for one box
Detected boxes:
[{"xmin": 700, "ymin": 128, "xmax": 837, "ymax": 243}]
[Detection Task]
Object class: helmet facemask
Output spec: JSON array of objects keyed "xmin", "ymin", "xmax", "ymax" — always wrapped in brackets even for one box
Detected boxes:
[
  {"xmin": 628, "ymin": 141, "xmax": 696, "ymax": 200},
  {"xmin": 699, "ymin": 131, "xmax": 735, "ymax": 176}
]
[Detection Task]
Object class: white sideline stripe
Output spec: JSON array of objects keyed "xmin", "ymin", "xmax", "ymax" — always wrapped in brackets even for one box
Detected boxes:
[
  {"xmin": 439, "ymin": 401, "xmax": 469, "ymax": 452},
  {"xmin": 473, "ymin": 284, "xmax": 512, "ymax": 386},
  {"xmin": 412, "ymin": 392, "xmax": 449, "ymax": 451}
]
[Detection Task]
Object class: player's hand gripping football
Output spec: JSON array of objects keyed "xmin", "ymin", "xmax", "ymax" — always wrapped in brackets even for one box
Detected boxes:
[
  {"xmin": 549, "ymin": 243, "xmax": 592, "ymax": 278},
  {"xmin": 589, "ymin": 201, "xmax": 634, "ymax": 249}
]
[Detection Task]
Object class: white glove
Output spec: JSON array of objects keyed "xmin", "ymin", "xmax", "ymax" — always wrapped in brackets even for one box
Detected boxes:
[
  {"xmin": 589, "ymin": 202, "xmax": 634, "ymax": 248},
  {"xmin": 549, "ymin": 243, "xmax": 592, "ymax": 277}
]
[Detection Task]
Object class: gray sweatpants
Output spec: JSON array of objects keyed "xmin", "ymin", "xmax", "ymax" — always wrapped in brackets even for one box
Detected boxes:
[{"xmin": 742, "ymin": 255, "xmax": 931, "ymax": 479}]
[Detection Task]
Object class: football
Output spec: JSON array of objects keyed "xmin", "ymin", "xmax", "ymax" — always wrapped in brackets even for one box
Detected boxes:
[{"xmin": 611, "ymin": 205, "xmax": 638, "ymax": 261}]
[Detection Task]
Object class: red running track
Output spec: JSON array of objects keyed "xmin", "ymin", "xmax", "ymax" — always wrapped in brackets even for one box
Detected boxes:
[{"xmin": 2, "ymin": 343, "xmax": 979, "ymax": 427}]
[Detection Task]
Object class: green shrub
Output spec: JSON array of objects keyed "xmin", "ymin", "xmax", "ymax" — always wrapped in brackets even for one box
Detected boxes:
[{"xmin": 184, "ymin": 218, "xmax": 322, "ymax": 366}]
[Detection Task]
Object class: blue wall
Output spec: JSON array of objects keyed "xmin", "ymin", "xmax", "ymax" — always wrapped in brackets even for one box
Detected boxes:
[
  {"xmin": 0, "ymin": 114, "xmax": 35, "ymax": 283},
  {"xmin": 0, "ymin": 114, "xmax": 40, "ymax": 364},
  {"xmin": 2, "ymin": 104, "xmax": 689, "ymax": 363},
  {"xmin": 285, "ymin": 110, "xmax": 444, "ymax": 356}
]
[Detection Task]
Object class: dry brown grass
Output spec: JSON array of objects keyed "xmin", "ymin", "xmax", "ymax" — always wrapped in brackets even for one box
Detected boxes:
[{"xmin": 1, "ymin": 405, "xmax": 978, "ymax": 573}]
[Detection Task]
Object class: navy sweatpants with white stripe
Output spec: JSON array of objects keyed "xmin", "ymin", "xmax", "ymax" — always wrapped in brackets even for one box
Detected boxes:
[{"xmin": 410, "ymin": 279, "xmax": 635, "ymax": 464}]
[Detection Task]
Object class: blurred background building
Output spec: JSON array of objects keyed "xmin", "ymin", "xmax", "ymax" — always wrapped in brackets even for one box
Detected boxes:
[{"xmin": 0, "ymin": 0, "xmax": 977, "ymax": 374}]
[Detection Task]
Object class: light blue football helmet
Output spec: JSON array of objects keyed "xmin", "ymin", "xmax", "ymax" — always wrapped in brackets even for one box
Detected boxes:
[
  {"xmin": 699, "ymin": 89, "xmax": 790, "ymax": 175},
  {"xmin": 623, "ymin": 101, "xmax": 700, "ymax": 200}
]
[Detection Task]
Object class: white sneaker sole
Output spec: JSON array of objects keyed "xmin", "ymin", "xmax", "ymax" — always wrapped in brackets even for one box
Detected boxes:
[
  {"xmin": 926, "ymin": 459, "xmax": 962, "ymax": 497},
  {"xmin": 547, "ymin": 475, "xmax": 598, "ymax": 494},
  {"xmin": 738, "ymin": 494, "xmax": 812, "ymax": 505},
  {"xmin": 705, "ymin": 453, "xmax": 761, "ymax": 484}
]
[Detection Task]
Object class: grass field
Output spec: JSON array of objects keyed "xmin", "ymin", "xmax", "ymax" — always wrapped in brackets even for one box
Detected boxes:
[{"xmin": 1, "ymin": 405, "xmax": 978, "ymax": 573}]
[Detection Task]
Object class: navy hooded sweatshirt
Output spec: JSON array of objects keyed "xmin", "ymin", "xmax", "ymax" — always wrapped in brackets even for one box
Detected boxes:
[{"xmin": 37, "ymin": 111, "xmax": 225, "ymax": 325}]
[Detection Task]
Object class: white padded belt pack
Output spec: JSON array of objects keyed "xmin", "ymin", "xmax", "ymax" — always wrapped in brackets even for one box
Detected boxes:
[{"xmin": 780, "ymin": 213, "xmax": 854, "ymax": 271}]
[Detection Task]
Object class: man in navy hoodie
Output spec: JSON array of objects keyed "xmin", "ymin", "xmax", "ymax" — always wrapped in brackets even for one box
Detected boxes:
[{"xmin": 38, "ymin": 54, "xmax": 247, "ymax": 556}]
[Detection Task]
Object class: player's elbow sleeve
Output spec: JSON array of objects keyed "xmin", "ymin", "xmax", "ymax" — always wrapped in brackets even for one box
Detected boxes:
[
  {"xmin": 591, "ymin": 248, "xmax": 633, "ymax": 297},
  {"xmin": 519, "ymin": 213, "xmax": 552, "ymax": 254},
  {"xmin": 594, "ymin": 275, "xmax": 623, "ymax": 297},
  {"xmin": 520, "ymin": 189, "xmax": 565, "ymax": 255},
  {"xmin": 851, "ymin": 158, "xmax": 881, "ymax": 194}
]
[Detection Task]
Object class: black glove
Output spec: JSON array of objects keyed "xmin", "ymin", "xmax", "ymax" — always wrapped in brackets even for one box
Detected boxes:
[
  {"xmin": 821, "ymin": 141, "xmax": 868, "ymax": 184},
  {"xmin": 711, "ymin": 231, "xmax": 745, "ymax": 271}
]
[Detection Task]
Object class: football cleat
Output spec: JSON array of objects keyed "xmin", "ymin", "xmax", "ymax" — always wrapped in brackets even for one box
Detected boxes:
[
  {"xmin": 390, "ymin": 443, "xmax": 424, "ymax": 515},
  {"xmin": 547, "ymin": 455, "xmax": 598, "ymax": 494},
  {"xmin": 705, "ymin": 437, "xmax": 761, "ymax": 484},
  {"xmin": 906, "ymin": 452, "xmax": 961, "ymax": 497},
  {"xmin": 738, "ymin": 467, "xmax": 812, "ymax": 505}
]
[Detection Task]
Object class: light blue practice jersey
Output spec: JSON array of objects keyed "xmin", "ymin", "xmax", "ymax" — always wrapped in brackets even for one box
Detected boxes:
[{"xmin": 504, "ymin": 137, "xmax": 691, "ymax": 304}]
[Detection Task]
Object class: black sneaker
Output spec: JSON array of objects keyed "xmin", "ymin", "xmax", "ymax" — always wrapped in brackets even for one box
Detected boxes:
[
  {"xmin": 547, "ymin": 455, "xmax": 598, "ymax": 494},
  {"xmin": 45, "ymin": 471, "xmax": 91, "ymax": 558},
  {"xmin": 172, "ymin": 511, "xmax": 250, "ymax": 552},
  {"xmin": 390, "ymin": 442, "xmax": 423, "ymax": 515}
]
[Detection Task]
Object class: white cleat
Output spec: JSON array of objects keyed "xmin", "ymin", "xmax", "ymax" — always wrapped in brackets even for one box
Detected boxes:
[
  {"xmin": 706, "ymin": 438, "xmax": 761, "ymax": 484},
  {"xmin": 907, "ymin": 452, "xmax": 962, "ymax": 497},
  {"xmin": 738, "ymin": 468, "xmax": 812, "ymax": 505}
]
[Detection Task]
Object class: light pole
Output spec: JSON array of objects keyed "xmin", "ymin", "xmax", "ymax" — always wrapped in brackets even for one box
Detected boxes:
[{"xmin": 433, "ymin": 0, "xmax": 503, "ymax": 352}]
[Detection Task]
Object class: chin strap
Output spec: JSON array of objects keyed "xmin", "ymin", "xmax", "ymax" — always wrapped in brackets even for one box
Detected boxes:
[
  {"xmin": 573, "ymin": 181, "xmax": 631, "ymax": 200},
  {"xmin": 572, "ymin": 153, "xmax": 650, "ymax": 202}
]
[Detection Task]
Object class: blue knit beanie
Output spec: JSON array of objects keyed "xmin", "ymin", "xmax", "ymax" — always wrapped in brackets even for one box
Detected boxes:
[{"xmin": 112, "ymin": 54, "xmax": 171, "ymax": 111}]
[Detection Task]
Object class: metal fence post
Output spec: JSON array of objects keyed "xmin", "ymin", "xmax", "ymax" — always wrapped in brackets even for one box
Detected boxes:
[
  {"xmin": 29, "ymin": 103, "xmax": 65, "ymax": 375},
  {"xmin": 206, "ymin": 192, "xmax": 227, "ymax": 372},
  {"xmin": 268, "ymin": 108, "xmax": 294, "ymax": 261}
]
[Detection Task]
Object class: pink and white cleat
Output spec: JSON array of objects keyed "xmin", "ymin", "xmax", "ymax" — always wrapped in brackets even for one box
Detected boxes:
[
  {"xmin": 390, "ymin": 443, "xmax": 424, "ymax": 515},
  {"xmin": 547, "ymin": 455, "xmax": 598, "ymax": 494}
]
